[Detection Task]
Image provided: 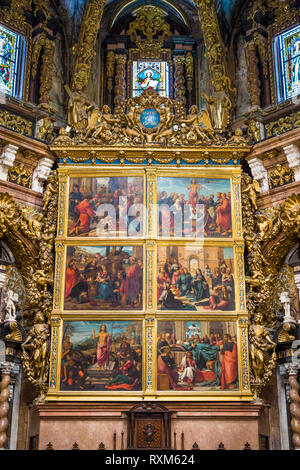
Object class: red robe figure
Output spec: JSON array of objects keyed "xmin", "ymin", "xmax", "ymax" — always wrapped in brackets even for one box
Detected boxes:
[
  {"xmin": 221, "ymin": 335, "xmax": 238, "ymax": 389},
  {"xmin": 65, "ymin": 261, "xmax": 79, "ymax": 298},
  {"xmin": 69, "ymin": 198, "xmax": 95, "ymax": 235},
  {"xmin": 216, "ymin": 193, "xmax": 231, "ymax": 233},
  {"xmin": 123, "ymin": 257, "xmax": 140, "ymax": 307}
]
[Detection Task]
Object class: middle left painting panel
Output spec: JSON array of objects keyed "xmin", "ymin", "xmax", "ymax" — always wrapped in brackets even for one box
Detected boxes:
[{"xmin": 64, "ymin": 245, "xmax": 144, "ymax": 311}]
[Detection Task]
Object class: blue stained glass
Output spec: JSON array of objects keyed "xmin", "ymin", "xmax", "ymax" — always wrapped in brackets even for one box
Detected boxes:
[
  {"xmin": 132, "ymin": 61, "xmax": 170, "ymax": 97},
  {"xmin": 0, "ymin": 24, "xmax": 25, "ymax": 98},
  {"xmin": 274, "ymin": 25, "xmax": 300, "ymax": 102}
]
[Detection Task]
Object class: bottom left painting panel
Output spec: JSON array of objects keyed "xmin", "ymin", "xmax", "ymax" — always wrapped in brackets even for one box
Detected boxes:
[{"xmin": 60, "ymin": 320, "xmax": 143, "ymax": 392}]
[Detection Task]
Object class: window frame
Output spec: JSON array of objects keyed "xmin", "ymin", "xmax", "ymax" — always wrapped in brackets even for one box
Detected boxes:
[{"xmin": 273, "ymin": 24, "xmax": 300, "ymax": 103}]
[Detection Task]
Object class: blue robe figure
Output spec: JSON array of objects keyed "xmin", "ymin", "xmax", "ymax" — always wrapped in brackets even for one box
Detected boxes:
[
  {"xmin": 192, "ymin": 270, "xmax": 209, "ymax": 300},
  {"xmin": 183, "ymin": 342, "xmax": 221, "ymax": 386},
  {"xmin": 95, "ymin": 273, "xmax": 113, "ymax": 300}
]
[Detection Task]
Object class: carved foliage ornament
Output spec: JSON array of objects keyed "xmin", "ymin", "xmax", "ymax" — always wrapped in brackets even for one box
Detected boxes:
[
  {"xmin": 59, "ymin": 89, "xmax": 248, "ymax": 147},
  {"xmin": 0, "ymin": 171, "xmax": 57, "ymax": 398},
  {"xmin": 127, "ymin": 6, "xmax": 171, "ymax": 59},
  {"xmin": 242, "ymin": 172, "xmax": 300, "ymax": 397}
]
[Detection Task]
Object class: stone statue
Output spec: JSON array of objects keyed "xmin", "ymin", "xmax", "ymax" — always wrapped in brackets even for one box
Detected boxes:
[{"xmin": 4, "ymin": 289, "xmax": 18, "ymax": 322}]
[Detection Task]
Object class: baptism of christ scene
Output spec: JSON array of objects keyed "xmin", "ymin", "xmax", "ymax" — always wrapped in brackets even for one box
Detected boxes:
[
  {"xmin": 64, "ymin": 246, "xmax": 143, "ymax": 310},
  {"xmin": 157, "ymin": 320, "xmax": 238, "ymax": 392},
  {"xmin": 60, "ymin": 321, "xmax": 143, "ymax": 391},
  {"xmin": 157, "ymin": 177, "xmax": 232, "ymax": 238},
  {"xmin": 157, "ymin": 245, "xmax": 235, "ymax": 311},
  {"xmin": 67, "ymin": 176, "xmax": 144, "ymax": 238}
]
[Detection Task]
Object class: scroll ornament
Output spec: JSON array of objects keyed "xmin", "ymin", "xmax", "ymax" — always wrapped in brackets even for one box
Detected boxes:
[
  {"xmin": 242, "ymin": 173, "xmax": 300, "ymax": 397},
  {"xmin": 58, "ymin": 89, "xmax": 248, "ymax": 147},
  {"xmin": 0, "ymin": 171, "xmax": 58, "ymax": 399}
]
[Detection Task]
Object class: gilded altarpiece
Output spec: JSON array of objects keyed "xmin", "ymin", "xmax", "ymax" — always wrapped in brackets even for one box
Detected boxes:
[{"xmin": 47, "ymin": 153, "xmax": 252, "ymax": 401}]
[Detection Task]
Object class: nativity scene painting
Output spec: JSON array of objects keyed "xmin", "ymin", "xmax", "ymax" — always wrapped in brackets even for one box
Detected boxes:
[
  {"xmin": 157, "ymin": 320, "xmax": 238, "ymax": 392},
  {"xmin": 67, "ymin": 176, "xmax": 144, "ymax": 238},
  {"xmin": 64, "ymin": 246, "xmax": 143, "ymax": 310},
  {"xmin": 157, "ymin": 245, "xmax": 235, "ymax": 311},
  {"xmin": 60, "ymin": 320, "xmax": 143, "ymax": 392},
  {"xmin": 157, "ymin": 177, "xmax": 232, "ymax": 238}
]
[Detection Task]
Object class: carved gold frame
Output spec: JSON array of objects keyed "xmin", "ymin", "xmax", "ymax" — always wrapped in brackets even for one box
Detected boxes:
[{"xmin": 47, "ymin": 160, "xmax": 252, "ymax": 401}]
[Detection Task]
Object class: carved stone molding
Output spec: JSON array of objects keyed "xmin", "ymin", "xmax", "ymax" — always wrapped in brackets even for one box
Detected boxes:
[
  {"xmin": 284, "ymin": 144, "xmax": 300, "ymax": 182},
  {"xmin": 0, "ymin": 144, "xmax": 18, "ymax": 181},
  {"xmin": 32, "ymin": 157, "xmax": 54, "ymax": 193},
  {"xmin": 247, "ymin": 157, "xmax": 269, "ymax": 192}
]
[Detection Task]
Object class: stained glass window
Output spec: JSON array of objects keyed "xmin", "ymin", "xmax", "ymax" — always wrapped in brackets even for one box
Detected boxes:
[
  {"xmin": 0, "ymin": 24, "xmax": 25, "ymax": 98},
  {"xmin": 274, "ymin": 25, "xmax": 300, "ymax": 102},
  {"xmin": 132, "ymin": 61, "xmax": 170, "ymax": 97}
]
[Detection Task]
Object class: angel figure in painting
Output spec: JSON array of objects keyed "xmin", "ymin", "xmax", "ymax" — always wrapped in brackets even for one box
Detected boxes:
[{"xmin": 92, "ymin": 324, "xmax": 112, "ymax": 371}]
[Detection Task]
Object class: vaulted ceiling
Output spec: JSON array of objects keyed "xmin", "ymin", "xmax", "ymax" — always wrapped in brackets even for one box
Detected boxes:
[{"xmin": 57, "ymin": 0, "xmax": 247, "ymax": 31}]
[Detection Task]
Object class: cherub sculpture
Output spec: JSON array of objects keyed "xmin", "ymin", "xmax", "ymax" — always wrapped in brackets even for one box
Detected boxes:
[{"xmin": 243, "ymin": 174, "xmax": 260, "ymax": 211}]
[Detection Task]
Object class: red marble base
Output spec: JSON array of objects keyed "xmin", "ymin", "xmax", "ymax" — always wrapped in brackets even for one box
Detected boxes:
[{"xmin": 33, "ymin": 401, "xmax": 264, "ymax": 450}]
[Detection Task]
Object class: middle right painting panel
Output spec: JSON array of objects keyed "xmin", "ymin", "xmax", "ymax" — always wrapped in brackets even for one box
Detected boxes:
[{"xmin": 157, "ymin": 245, "xmax": 235, "ymax": 312}]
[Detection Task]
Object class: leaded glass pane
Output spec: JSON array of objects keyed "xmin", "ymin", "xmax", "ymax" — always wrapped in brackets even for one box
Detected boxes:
[
  {"xmin": 275, "ymin": 25, "xmax": 300, "ymax": 102},
  {"xmin": 0, "ymin": 24, "xmax": 24, "ymax": 98},
  {"xmin": 132, "ymin": 60, "xmax": 169, "ymax": 97}
]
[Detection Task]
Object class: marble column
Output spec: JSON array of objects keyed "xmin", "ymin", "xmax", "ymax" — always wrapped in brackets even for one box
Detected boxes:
[
  {"xmin": 286, "ymin": 363, "xmax": 300, "ymax": 450},
  {"xmin": 0, "ymin": 361, "xmax": 14, "ymax": 450}
]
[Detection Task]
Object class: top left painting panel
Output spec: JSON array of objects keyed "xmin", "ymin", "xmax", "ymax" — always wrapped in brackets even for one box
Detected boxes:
[{"xmin": 67, "ymin": 176, "xmax": 145, "ymax": 238}]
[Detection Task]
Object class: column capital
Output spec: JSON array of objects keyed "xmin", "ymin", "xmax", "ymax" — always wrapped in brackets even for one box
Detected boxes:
[
  {"xmin": 0, "ymin": 361, "xmax": 14, "ymax": 375},
  {"xmin": 285, "ymin": 363, "xmax": 300, "ymax": 376},
  {"xmin": 247, "ymin": 156, "xmax": 269, "ymax": 192},
  {"xmin": 0, "ymin": 144, "xmax": 18, "ymax": 181},
  {"xmin": 31, "ymin": 157, "xmax": 54, "ymax": 193},
  {"xmin": 283, "ymin": 144, "xmax": 300, "ymax": 181}
]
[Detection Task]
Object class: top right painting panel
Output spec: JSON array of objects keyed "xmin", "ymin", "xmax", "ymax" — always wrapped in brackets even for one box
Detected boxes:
[{"xmin": 157, "ymin": 177, "xmax": 232, "ymax": 238}]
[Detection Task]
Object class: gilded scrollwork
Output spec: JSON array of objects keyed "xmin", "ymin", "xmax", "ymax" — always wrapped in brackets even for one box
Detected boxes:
[
  {"xmin": 0, "ymin": 110, "xmax": 33, "ymax": 136},
  {"xmin": 242, "ymin": 170, "xmax": 300, "ymax": 397},
  {"xmin": 56, "ymin": 89, "xmax": 248, "ymax": 149},
  {"xmin": 195, "ymin": 0, "xmax": 234, "ymax": 127},
  {"xmin": 71, "ymin": 0, "xmax": 106, "ymax": 92},
  {"xmin": 268, "ymin": 164, "xmax": 295, "ymax": 189},
  {"xmin": 127, "ymin": 6, "xmax": 171, "ymax": 59}
]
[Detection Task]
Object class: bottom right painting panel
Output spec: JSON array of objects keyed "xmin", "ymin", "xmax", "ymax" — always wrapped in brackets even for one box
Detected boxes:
[{"xmin": 157, "ymin": 320, "xmax": 239, "ymax": 392}]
